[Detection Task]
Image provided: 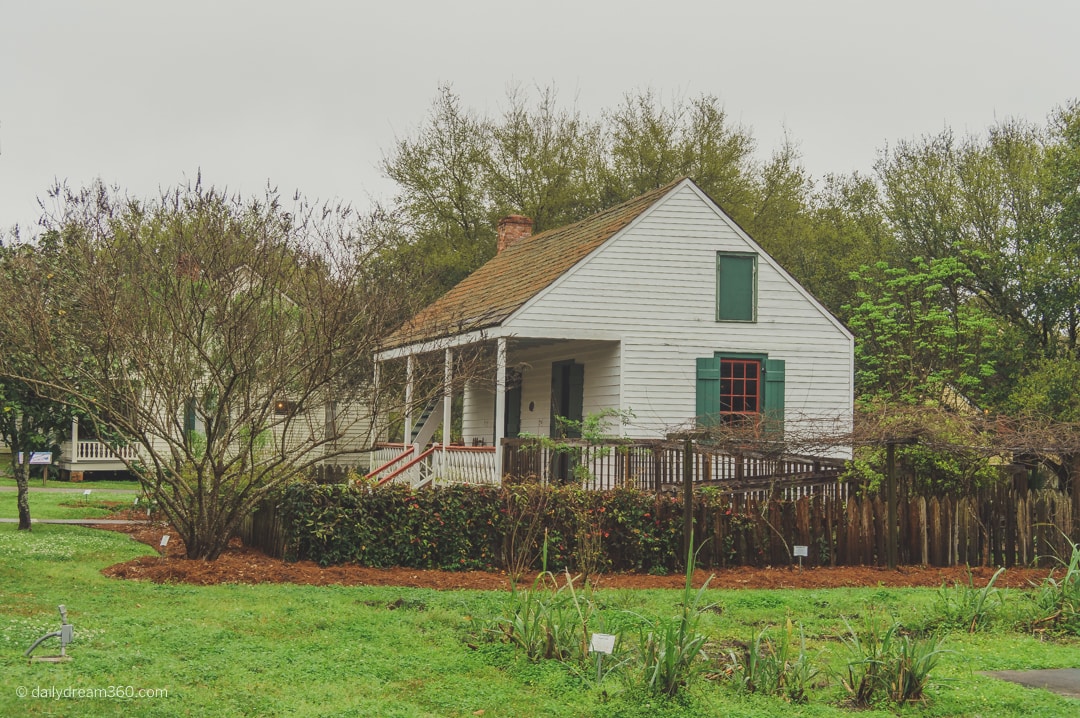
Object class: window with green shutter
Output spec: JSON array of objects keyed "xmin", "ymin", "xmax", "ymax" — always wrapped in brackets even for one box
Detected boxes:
[
  {"xmin": 696, "ymin": 353, "xmax": 784, "ymax": 435},
  {"xmin": 716, "ymin": 252, "xmax": 756, "ymax": 322}
]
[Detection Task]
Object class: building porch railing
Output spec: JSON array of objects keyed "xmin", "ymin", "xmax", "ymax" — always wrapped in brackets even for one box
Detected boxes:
[
  {"xmin": 368, "ymin": 443, "xmax": 497, "ymax": 488},
  {"xmin": 365, "ymin": 439, "xmax": 848, "ymax": 499},
  {"xmin": 501, "ymin": 438, "xmax": 850, "ymax": 500},
  {"xmin": 60, "ymin": 440, "xmax": 140, "ymax": 464}
]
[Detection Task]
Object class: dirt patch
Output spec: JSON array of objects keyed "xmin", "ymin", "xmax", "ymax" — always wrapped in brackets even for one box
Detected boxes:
[{"xmin": 96, "ymin": 522, "xmax": 1061, "ymax": 591}]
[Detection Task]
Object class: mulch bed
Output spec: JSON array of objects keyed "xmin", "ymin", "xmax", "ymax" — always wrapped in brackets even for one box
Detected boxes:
[{"xmin": 96, "ymin": 521, "xmax": 1060, "ymax": 591}]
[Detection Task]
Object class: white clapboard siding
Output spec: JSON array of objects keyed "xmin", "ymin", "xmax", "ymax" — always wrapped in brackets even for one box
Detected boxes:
[
  {"xmin": 506, "ymin": 182, "xmax": 852, "ymax": 442},
  {"xmin": 323, "ymin": 399, "xmax": 378, "ymax": 463},
  {"xmin": 462, "ymin": 380, "xmax": 495, "ymax": 445}
]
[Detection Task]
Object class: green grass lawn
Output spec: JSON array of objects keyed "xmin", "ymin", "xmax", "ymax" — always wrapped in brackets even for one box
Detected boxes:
[
  {"xmin": 0, "ymin": 475, "xmax": 143, "ymax": 492},
  {"xmin": 0, "ymin": 489, "xmax": 144, "ymax": 520},
  {"xmin": 0, "ymin": 524, "xmax": 1077, "ymax": 717}
]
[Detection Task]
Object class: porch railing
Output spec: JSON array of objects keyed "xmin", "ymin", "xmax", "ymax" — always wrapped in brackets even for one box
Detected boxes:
[
  {"xmin": 502, "ymin": 438, "xmax": 849, "ymax": 498},
  {"xmin": 430, "ymin": 446, "xmax": 497, "ymax": 486},
  {"xmin": 366, "ymin": 443, "xmax": 415, "ymax": 483},
  {"xmin": 364, "ymin": 440, "xmax": 848, "ymax": 498},
  {"xmin": 74, "ymin": 441, "xmax": 139, "ymax": 462},
  {"xmin": 367, "ymin": 443, "xmax": 497, "ymax": 489}
]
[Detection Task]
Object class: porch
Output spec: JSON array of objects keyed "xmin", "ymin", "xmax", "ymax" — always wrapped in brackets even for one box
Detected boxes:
[
  {"xmin": 55, "ymin": 418, "xmax": 138, "ymax": 477},
  {"xmin": 375, "ymin": 334, "xmax": 625, "ymax": 490},
  {"xmin": 57, "ymin": 439, "xmax": 139, "ymax": 475}
]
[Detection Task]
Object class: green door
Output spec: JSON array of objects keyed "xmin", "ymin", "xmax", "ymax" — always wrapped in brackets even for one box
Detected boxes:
[{"xmin": 550, "ymin": 360, "xmax": 584, "ymax": 482}]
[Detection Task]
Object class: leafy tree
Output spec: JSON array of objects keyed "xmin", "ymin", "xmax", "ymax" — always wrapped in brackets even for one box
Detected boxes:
[
  {"xmin": 382, "ymin": 87, "xmax": 493, "ymax": 300},
  {"xmin": 875, "ymin": 121, "xmax": 1055, "ymax": 352},
  {"xmin": 792, "ymin": 173, "xmax": 899, "ymax": 318},
  {"xmin": 381, "ymin": 86, "xmax": 801, "ymax": 302},
  {"xmin": 1007, "ymin": 357, "xmax": 1080, "ymax": 499},
  {"xmin": 1043, "ymin": 101, "xmax": 1080, "ymax": 353},
  {"xmin": 0, "ymin": 243, "xmax": 76, "ymax": 530},
  {"xmin": 484, "ymin": 85, "xmax": 600, "ymax": 229},
  {"xmin": 0, "ymin": 180, "xmax": 399, "ymax": 559},
  {"xmin": 0, "ymin": 379, "xmax": 72, "ymax": 530},
  {"xmin": 845, "ymin": 257, "xmax": 997, "ymax": 406}
]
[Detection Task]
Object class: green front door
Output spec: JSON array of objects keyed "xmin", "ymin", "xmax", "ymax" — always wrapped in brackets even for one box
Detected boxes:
[{"xmin": 550, "ymin": 360, "xmax": 584, "ymax": 482}]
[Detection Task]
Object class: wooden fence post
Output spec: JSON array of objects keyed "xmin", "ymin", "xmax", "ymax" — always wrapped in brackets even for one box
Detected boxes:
[
  {"xmin": 886, "ymin": 442, "xmax": 898, "ymax": 569},
  {"xmin": 683, "ymin": 436, "xmax": 694, "ymax": 566}
]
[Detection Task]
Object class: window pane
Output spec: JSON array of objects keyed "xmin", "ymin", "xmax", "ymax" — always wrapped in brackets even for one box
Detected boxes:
[{"xmin": 718, "ymin": 358, "xmax": 762, "ymax": 419}]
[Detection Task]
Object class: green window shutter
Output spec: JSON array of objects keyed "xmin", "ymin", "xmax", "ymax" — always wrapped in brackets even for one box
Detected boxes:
[
  {"xmin": 717, "ymin": 253, "xmax": 756, "ymax": 322},
  {"xmin": 696, "ymin": 356, "xmax": 721, "ymax": 427},
  {"xmin": 566, "ymin": 362, "xmax": 585, "ymax": 438},
  {"xmin": 504, "ymin": 384, "xmax": 522, "ymax": 438},
  {"xmin": 763, "ymin": 358, "xmax": 785, "ymax": 435},
  {"xmin": 183, "ymin": 398, "xmax": 197, "ymax": 436}
]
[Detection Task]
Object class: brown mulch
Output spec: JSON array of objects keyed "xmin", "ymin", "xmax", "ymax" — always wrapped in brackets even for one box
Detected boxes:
[{"xmin": 96, "ymin": 521, "xmax": 1061, "ymax": 591}]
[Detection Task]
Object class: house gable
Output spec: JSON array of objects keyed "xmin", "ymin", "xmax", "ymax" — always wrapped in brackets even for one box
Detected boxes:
[
  {"xmin": 505, "ymin": 179, "xmax": 851, "ymax": 341},
  {"xmin": 504, "ymin": 181, "xmax": 853, "ymax": 437}
]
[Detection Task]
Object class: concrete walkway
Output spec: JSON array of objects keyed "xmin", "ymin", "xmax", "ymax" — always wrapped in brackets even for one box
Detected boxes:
[
  {"xmin": 0, "ymin": 485, "xmax": 139, "ymax": 494},
  {"xmin": 981, "ymin": 669, "xmax": 1080, "ymax": 700},
  {"xmin": 0, "ymin": 518, "xmax": 150, "ymax": 525}
]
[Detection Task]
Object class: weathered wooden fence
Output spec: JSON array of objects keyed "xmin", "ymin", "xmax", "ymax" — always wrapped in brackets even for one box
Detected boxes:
[
  {"xmin": 238, "ymin": 482, "xmax": 1076, "ymax": 568},
  {"xmin": 690, "ymin": 486, "xmax": 1074, "ymax": 569},
  {"xmin": 238, "ymin": 502, "xmax": 288, "ymax": 559}
]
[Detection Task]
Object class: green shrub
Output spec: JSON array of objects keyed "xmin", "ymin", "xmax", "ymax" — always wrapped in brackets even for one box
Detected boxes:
[
  {"xmin": 838, "ymin": 612, "xmax": 950, "ymax": 707},
  {"xmin": 725, "ymin": 619, "xmax": 818, "ymax": 703},
  {"xmin": 277, "ymin": 481, "xmax": 686, "ymax": 572},
  {"xmin": 1027, "ymin": 534, "xmax": 1080, "ymax": 635},
  {"xmin": 935, "ymin": 566, "xmax": 1007, "ymax": 632},
  {"xmin": 626, "ymin": 543, "xmax": 714, "ymax": 697}
]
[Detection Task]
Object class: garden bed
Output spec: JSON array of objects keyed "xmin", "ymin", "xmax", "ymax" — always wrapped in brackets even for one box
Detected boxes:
[{"xmin": 98, "ymin": 521, "xmax": 1058, "ymax": 590}]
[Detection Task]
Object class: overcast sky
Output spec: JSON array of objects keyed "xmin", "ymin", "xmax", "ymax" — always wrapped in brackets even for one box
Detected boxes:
[{"xmin": 2, "ymin": 0, "xmax": 1077, "ymax": 235}]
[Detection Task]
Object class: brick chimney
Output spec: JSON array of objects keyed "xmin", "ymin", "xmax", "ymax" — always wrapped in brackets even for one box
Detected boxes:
[{"xmin": 496, "ymin": 215, "xmax": 534, "ymax": 253}]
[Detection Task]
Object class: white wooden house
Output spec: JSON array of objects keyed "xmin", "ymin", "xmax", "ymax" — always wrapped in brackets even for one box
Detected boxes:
[{"xmin": 371, "ymin": 178, "xmax": 853, "ymax": 488}]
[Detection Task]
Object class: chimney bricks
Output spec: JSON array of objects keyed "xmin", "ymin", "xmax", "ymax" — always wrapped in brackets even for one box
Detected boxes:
[{"xmin": 496, "ymin": 215, "xmax": 534, "ymax": 253}]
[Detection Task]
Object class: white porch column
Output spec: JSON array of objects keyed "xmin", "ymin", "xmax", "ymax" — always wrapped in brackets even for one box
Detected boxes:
[
  {"xmin": 494, "ymin": 337, "xmax": 507, "ymax": 484},
  {"xmin": 442, "ymin": 349, "xmax": 453, "ymax": 448},
  {"xmin": 372, "ymin": 360, "xmax": 381, "ymax": 444},
  {"xmin": 404, "ymin": 354, "xmax": 414, "ymax": 449},
  {"xmin": 70, "ymin": 417, "xmax": 79, "ymax": 464}
]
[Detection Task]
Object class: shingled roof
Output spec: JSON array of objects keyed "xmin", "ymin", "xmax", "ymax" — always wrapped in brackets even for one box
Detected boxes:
[{"xmin": 382, "ymin": 178, "xmax": 686, "ymax": 349}]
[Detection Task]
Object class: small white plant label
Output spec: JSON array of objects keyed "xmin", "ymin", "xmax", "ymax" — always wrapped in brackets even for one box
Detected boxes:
[
  {"xmin": 793, "ymin": 545, "xmax": 809, "ymax": 557},
  {"xmin": 133, "ymin": 496, "xmax": 139, "ymax": 506},
  {"xmin": 83, "ymin": 489, "xmax": 92, "ymax": 497},
  {"xmin": 589, "ymin": 633, "xmax": 616, "ymax": 655},
  {"xmin": 159, "ymin": 535, "xmax": 170, "ymax": 547}
]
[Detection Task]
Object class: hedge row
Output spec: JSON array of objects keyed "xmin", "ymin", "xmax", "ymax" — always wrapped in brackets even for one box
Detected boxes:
[{"xmin": 277, "ymin": 482, "xmax": 689, "ymax": 572}]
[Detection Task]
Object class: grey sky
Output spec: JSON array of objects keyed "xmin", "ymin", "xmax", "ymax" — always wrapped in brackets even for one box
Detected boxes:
[{"xmin": 2, "ymin": 0, "xmax": 1076, "ymax": 234}]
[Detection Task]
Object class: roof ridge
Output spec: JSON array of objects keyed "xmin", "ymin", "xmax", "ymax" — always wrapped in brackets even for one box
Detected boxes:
[{"xmin": 512, "ymin": 176, "xmax": 687, "ymax": 247}]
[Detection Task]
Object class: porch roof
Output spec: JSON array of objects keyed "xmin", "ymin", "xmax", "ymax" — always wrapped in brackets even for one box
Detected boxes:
[{"xmin": 380, "ymin": 178, "xmax": 686, "ymax": 351}]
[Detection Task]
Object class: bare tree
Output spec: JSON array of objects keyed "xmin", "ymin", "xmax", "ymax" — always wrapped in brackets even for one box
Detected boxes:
[{"xmin": 0, "ymin": 180, "xmax": 403, "ymax": 559}]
